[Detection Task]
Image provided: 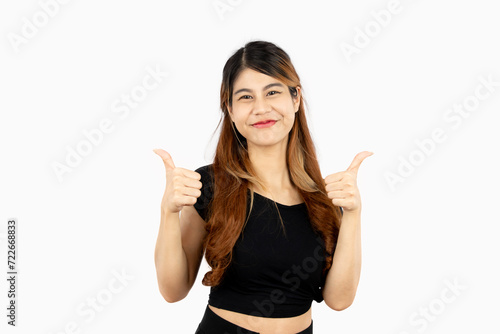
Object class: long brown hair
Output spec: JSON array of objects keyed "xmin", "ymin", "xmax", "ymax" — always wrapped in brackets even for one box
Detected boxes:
[{"xmin": 202, "ymin": 40, "xmax": 342, "ymax": 287}]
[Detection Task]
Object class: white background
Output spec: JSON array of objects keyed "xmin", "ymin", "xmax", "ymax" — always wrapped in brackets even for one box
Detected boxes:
[{"xmin": 1, "ymin": 0, "xmax": 499, "ymax": 333}]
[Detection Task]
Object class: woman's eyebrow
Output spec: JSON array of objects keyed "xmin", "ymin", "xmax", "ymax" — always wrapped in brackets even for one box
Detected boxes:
[{"xmin": 233, "ymin": 82, "xmax": 284, "ymax": 96}]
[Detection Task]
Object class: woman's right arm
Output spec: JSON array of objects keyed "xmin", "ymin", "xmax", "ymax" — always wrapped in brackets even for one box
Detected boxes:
[{"xmin": 153, "ymin": 149, "xmax": 207, "ymax": 303}]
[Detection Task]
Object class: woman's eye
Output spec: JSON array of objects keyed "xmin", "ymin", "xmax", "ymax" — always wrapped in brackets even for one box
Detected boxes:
[{"xmin": 238, "ymin": 91, "xmax": 281, "ymax": 100}]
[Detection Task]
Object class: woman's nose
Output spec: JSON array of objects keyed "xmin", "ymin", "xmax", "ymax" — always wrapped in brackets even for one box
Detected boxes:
[{"xmin": 252, "ymin": 96, "xmax": 271, "ymax": 114}]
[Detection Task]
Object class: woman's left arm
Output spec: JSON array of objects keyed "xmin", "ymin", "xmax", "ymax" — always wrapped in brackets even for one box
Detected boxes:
[
  {"xmin": 322, "ymin": 151, "xmax": 373, "ymax": 311},
  {"xmin": 323, "ymin": 209, "xmax": 361, "ymax": 311}
]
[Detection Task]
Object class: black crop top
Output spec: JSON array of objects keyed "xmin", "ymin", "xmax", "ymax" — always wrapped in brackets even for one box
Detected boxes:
[{"xmin": 193, "ymin": 164, "xmax": 339, "ymax": 318}]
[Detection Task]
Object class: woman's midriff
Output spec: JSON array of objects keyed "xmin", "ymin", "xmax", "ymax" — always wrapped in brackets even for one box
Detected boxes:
[{"xmin": 208, "ymin": 305, "xmax": 312, "ymax": 334}]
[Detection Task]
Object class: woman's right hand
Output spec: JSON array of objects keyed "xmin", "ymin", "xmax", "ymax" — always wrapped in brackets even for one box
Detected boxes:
[{"xmin": 153, "ymin": 149, "xmax": 202, "ymax": 214}]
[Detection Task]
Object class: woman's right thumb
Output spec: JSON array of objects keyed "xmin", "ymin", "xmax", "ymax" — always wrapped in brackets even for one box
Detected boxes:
[{"xmin": 153, "ymin": 149, "xmax": 176, "ymax": 170}]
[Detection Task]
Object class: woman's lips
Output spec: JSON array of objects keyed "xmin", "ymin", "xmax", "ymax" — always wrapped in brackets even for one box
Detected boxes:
[{"xmin": 252, "ymin": 120, "xmax": 276, "ymax": 128}]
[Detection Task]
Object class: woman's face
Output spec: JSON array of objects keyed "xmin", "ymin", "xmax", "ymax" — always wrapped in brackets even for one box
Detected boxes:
[{"xmin": 228, "ymin": 68, "xmax": 300, "ymax": 150}]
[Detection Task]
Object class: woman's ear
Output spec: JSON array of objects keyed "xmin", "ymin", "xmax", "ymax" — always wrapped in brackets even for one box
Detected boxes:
[{"xmin": 294, "ymin": 86, "xmax": 301, "ymax": 112}]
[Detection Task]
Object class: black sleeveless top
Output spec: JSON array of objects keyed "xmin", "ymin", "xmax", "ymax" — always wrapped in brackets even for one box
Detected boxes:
[{"xmin": 194, "ymin": 164, "xmax": 340, "ymax": 318}]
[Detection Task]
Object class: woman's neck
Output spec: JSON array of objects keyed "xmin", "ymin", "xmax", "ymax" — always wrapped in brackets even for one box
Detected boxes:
[{"xmin": 248, "ymin": 141, "xmax": 290, "ymax": 192}]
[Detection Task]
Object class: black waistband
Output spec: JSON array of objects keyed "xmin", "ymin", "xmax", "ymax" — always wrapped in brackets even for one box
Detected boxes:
[{"xmin": 195, "ymin": 305, "xmax": 313, "ymax": 334}]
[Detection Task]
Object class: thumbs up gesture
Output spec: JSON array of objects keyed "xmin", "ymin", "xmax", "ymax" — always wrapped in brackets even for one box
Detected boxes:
[
  {"xmin": 324, "ymin": 151, "xmax": 373, "ymax": 214},
  {"xmin": 153, "ymin": 149, "xmax": 203, "ymax": 214}
]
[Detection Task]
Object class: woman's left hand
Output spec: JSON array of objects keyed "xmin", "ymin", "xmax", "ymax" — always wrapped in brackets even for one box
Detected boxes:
[{"xmin": 324, "ymin": 151, "xmax": 373, "ymax": 214}]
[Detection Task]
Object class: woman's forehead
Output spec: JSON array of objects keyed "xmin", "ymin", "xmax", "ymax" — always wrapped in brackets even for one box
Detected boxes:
[{"xmin": 233, "ymin": 68, "xmax": 283, "ymax": 91}]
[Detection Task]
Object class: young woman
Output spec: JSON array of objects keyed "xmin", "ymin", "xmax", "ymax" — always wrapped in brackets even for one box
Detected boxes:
[{"xmin": 154, "ymin": 40, "xmax": 372, "ymax": 334}]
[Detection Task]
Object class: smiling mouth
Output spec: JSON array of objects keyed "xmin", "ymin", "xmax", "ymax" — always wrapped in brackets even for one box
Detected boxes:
[{"xmin": 252, "ymin": 120, "xmax": 277, "ymax": 128}]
